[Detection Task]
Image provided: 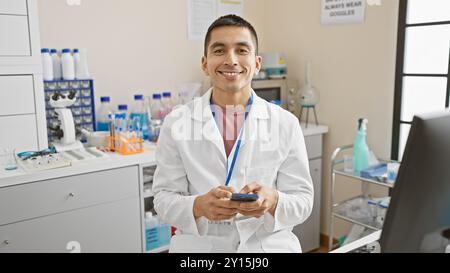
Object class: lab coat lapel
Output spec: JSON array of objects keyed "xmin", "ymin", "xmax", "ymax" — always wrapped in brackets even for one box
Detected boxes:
[
  {"xmin": 238, "ymin": 92, "xmax": 270, "ymax": 166},
  {"xmin": 192, "ymin": 89, "xmax": 227, "ymax": 162}
]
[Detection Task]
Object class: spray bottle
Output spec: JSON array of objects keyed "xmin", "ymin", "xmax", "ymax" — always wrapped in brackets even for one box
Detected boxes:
[{"xmin": 353, "ymin": 118, "xmax": 369, "ymax": 176}]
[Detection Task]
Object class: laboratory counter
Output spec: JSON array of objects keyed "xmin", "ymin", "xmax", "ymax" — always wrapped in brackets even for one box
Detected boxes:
[
  {"xmin": 0, "ymin": 124, "xmax": 327, "ymax": 253},
  {"xmin": 0, "ymin": 143, "xmax": 157, "ymax": 253},
  {"xmin": 0, "ymin": 143, "xmax": 157, "ymax": 189},
  {"xmin": 0, "ymin": 123, "xmax": 326, "ymax": 188},
  {"xmin": 301, "ymin": 123, "xmax": 328, "ymax": 137}
]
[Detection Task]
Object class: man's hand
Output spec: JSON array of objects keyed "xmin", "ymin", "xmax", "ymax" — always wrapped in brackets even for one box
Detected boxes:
[
  {"xmin": 237, "ymin": 182, "xmax": 279, "ymax": 218},
  {"xmin": 193, "ymin": 186, "xmax": 241, "ymax": 221}
]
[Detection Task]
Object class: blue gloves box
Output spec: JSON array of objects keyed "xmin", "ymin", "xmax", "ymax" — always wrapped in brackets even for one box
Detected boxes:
[{"xmin": 360, "ymin": 163, "xmax": 387, "ymax": 179}]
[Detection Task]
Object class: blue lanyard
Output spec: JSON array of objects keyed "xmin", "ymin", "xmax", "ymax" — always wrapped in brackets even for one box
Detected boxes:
[{"xmin": 210, "ymin": 93, "xmax": 253, "ymax": 186}]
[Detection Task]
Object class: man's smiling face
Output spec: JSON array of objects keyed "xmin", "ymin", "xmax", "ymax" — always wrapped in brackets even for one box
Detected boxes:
[{"xmin": 202, "ymin": 26, "xmax": 262, "ymax": 94}]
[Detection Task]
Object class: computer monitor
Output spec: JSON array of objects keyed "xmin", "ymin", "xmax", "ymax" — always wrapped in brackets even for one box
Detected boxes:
[{"xmin": 380, "ymin": 110, "xmax": 450, "ymax": 252}]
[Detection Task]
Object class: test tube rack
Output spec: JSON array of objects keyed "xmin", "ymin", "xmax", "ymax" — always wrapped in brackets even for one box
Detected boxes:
[{"xmin": 108, "ymin": 135, "xmax": 144, "ymax": 155}]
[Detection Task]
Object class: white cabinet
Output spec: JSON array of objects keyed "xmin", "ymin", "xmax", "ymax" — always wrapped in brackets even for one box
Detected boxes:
[
  {"xmin": 0, "ymin": 0, "xmax": 27, "ymax": 15},
  {"xmin": 0, "ymin": 166, "xmax": 143, "ymax": 253},
  {"xmin": 0, "ymin": 115, "xmax": 38, "ymax": 151},
  {"xmin": 293, "ymin": 158, "xmax": 322, "ymax": 252},
  {"xmin": 0, "ymin": 198, "xmax": 141, "ymax": 253},
  {"xmin": 0, "ymin": 75, "xmax": 35, "ymax": 116},
  {"xmin": 304, "ymin": 133, "xmax": 323, "ymax": 159},
  {"xmin": 0, "ymin": 0, "xmax": 47, "ymax": 150},
  {"xmin": 0, "ymin": 166, "xmax": 140, "ymax": 226},
  {"xmin": 0, "ymin": 15, "xmax": 30, "ymax": 56},
  {"xmin": 292, "ymin": 129, "xmax": 327, "ymax": 253}
]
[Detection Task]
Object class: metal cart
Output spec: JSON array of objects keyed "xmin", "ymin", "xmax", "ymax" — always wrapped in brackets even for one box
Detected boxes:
[{"xmin": 328, "ymin": 145, "xmax": 396, "ymax": 251}]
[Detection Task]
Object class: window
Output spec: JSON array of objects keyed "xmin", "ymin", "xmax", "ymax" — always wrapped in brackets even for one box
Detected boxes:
[{"xmin": 392, "ymin": 0, "xmax": 450, "ymax": 160}]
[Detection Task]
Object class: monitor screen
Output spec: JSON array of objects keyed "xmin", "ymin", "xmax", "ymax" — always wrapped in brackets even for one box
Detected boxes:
[{"xmin": 380, "ymin": 110, "xmax": 450, "ymax": 252}]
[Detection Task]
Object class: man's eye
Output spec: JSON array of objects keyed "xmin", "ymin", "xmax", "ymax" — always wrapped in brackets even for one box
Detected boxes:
[
  {"xmin": 213, "ymin": 49, "xmax": 224, "ymax": 54},
  {"xmin": 239, "ymin": 49, "xmax": 249, "ymax": 54}
]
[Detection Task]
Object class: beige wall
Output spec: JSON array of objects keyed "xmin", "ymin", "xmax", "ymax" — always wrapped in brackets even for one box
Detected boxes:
[
  {"xmin": 37, "ymin": 0, "xmax": 267, "ymax": 110},
  {"xmin": 264, "ymin": 0, "xmax": 400, "ymax": 238},
  {"xmin": 38, "ymin": 0, "xmax": 400, "ymax": 240}
]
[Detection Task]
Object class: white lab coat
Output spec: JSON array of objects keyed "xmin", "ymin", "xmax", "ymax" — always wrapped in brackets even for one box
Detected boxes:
[{"xmin": 152, "ymin": 88, "xmax": 313, "ymax": 253}]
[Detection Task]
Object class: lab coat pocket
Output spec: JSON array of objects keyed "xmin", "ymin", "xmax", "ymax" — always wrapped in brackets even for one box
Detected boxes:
[
  {"xmin": 169, "ymin": 234, "xmax": 213, "ymax": 253},
  {"xmin": 257, "ymin": 229, "xmax": 301, "ymax": 253}
]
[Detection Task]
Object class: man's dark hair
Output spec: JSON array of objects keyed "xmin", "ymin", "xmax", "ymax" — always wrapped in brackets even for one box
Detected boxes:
[{"xmin": 204, "ymin": 14, "xmax": 259, "ymax": 57}]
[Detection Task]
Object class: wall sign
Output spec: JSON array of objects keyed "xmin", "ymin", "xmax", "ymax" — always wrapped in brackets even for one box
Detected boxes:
[
  {"xmin": 321, "ymin": 0, "xmax": 366, "ymax": 25},
  {"xmin": 188, "ymin": 0, "xmax": 244, "ymax": 40}
]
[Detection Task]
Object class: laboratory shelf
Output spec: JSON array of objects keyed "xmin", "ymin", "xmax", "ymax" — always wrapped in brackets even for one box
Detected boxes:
[
  {"xmin": 146, "ymin": 244, "xmax": 169, "ymax": 253},
  {"xmin": 332, "ymin": 195, "xmax": 384, "ymax": 231},
  {"xmin": 143, "ymin": 190, "xmax": 153, "ymax": 198},
  {"xmin": 143, "ymin": 182, "xmax": 153, "ymax": 198},
  {"xmin": 43, "ymin": 79, "xmax": 96, "ymax": 144},
  {"xmin": 333, "ymin": 169, "xmax": 394, "ymax": 189},
  {"xmin": 328, "ymin": 144, "xmax": 398, "ymax": 251},
  {"xmin": 143, "ymin": 191, "xmax": 153, "ymax": 199}
]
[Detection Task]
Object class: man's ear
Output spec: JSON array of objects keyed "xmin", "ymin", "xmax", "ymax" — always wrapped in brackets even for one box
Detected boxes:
[
  {"xmin": 254, "ymin": 55, "xmax": 262, "ymax": 75},
  {"xmin": 201, "ymin": 56, "xmax": 209, "ymax": 76}
]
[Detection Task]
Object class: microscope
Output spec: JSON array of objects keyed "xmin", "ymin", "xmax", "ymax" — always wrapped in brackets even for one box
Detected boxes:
[{"xmin": 48, "ymin": 91, "xmax": 84, "ymax": 152}]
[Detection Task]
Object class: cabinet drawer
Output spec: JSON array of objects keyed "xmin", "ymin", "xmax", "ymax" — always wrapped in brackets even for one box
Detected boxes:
[
  {"xmin": 0, "ymin": 114, "xmax": 38, "ymax": 151},
  {"xmin": 0, "ymin": 198, "xmax": 142, "ymax": 253},
  {"xmin": 0, "ymin": 0, "xmax": 27, "ymax": 15},
  {"xmin": 304, "ymin": 134, "xmax": 322, "ymax": 159},
  {"xmin": 293, "ymin": 158, "xmax": 322, "ymax": 252},
  {"xmin": 0, "ymin": 75, "xmax": 35, "ymax": 116},
  {"xmin": 0, "ymin": 166, "xmax": 140, "ymax": 226},
  {"xmin": 0, "ymin": 15, "xmax": 30, "ymax": 56}
]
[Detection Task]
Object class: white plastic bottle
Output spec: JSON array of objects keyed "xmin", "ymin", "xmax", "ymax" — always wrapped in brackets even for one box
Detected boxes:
[
  {"xmin": 41, "ymin": 48, "xmax": 54, "ymax": 81},
  {"xmin": 74, "ymin": 48, "xmax": 90, "ymax": 80},
  {"xmin": 50, "ymin": 49, "xmax": 62, "ymax": 80},
  {"xmin": 73, "ymin": 48, "xmax": 81, "ymax": 79},
  {"xmin": 162, "ymin": 92, "xmax": 173, "ymax": 117},
  {"xmin": 145, "ymin": 212, "xmax": 160, "ymax": 251},
  {"xmin": 96, "ymin": 96, "xmax": 113, "ymax": 132},
  {"xmin": 145, "ymin": 95, "xmax": 153, "ymax": 122},
  {"xmin": 116, "ymin": 104, "xmax": 128, "ymax": 132},
  {"xmin": 150, "ymin": 93, "xmax": 164, "ymax": 120},
  {"xmin": 149, "ymin": 93, "xmax": 164, "ymax": 142},
  {"xmin": 61, "ymin": 48, "xmax": 75, "ymax": 80},
  {"xmin": 145, "ymin": 96, "xmax": 155, "ymax": 141}
]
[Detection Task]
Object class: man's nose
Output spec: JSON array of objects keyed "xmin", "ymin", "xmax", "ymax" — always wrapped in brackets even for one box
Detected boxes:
[{"xmin": 224, "ymin": 52, "xmax": 238, "ymax": 66}]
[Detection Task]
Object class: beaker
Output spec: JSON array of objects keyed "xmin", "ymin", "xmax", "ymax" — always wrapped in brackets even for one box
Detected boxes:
[
  {"xmin": 344, "ymin": 155, "xmax": 353, "ymax": 173},
  {"xmin": 0, "ymin": 149, "xmax": 18, "ymax": 171}
]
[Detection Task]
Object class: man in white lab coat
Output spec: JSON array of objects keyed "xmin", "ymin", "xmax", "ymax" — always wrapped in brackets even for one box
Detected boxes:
[{"xmin": 152, "ymin": 15, "xmax": 313, "ymax": 253}]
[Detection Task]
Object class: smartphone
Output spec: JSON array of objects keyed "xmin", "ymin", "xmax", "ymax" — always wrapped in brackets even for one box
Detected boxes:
[{"xmin": 230, "ymin": 193, "xmax": 259, "ymax": 202}]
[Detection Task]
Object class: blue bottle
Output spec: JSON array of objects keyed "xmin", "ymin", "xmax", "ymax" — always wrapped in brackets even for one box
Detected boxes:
[
  {"xmin": 129, "ymin": 94, "xmax": 150, "ymax": 140},
  {"xmin": 157, "ymin": 219, "xmax": 171, "ymax": 247},
  {"xmin": 353, "ymin": 118, "xmax": 369, "ymax": 176},
  {"xmin": 145, "ymin": 212, "xmax": 160, "ymax": 251},
  {"xmin": 96, "ymin": 96, "xmax": 112, "ymax": 131}
]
